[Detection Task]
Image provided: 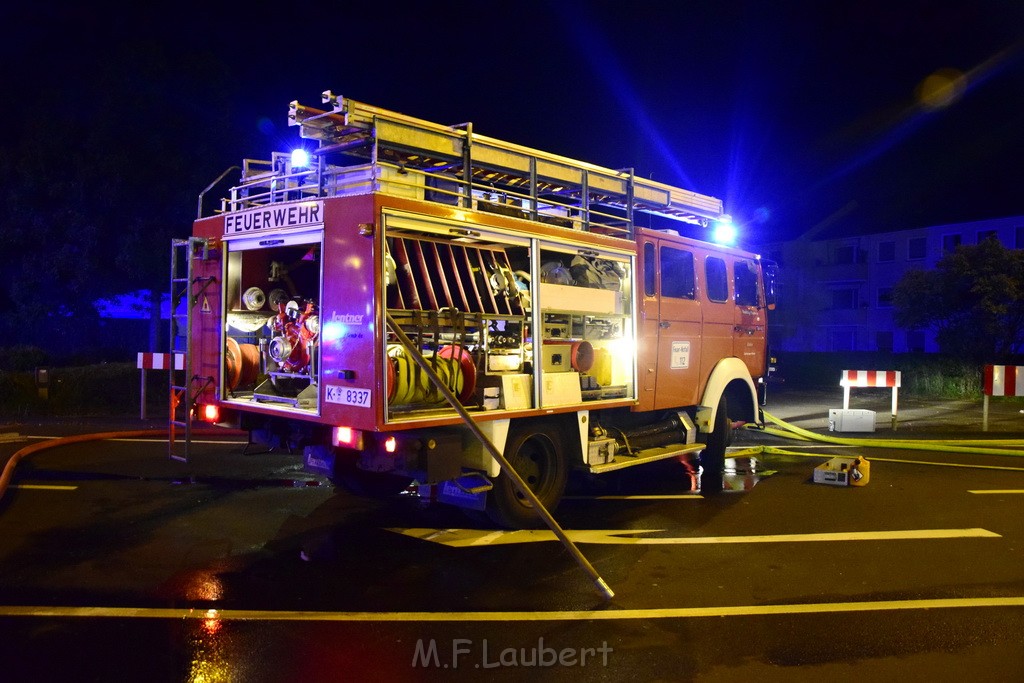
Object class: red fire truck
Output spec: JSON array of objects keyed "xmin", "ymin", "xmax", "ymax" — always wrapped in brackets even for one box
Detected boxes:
[{"xmin": 172, "ymin": 92, "xmax": 775, "ymax": 528}]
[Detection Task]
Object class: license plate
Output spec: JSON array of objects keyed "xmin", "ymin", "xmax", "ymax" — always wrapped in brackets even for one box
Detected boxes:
[{"xmin": 325, "ymin": 385, "xmax": 371, "ymax": 407}]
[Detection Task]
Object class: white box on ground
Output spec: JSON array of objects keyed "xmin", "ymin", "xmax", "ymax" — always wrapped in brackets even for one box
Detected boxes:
[{"xmin": 828, "ymin": 408, "xmax": 876, "ymax": 432}]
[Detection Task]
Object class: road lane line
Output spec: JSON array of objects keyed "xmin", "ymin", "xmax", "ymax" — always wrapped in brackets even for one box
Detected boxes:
[
  {"xmin": 21, "ymin": 436, "xmax": 246, "ymax": 445},
  {"xmin": 969, "ymin": 489, "xmax": 1024, "ymax": 494},
  {"xmin": 2, "ymin": 597, "xmax": 1023, "ymax": 622},
  {"xmin": 562, "ymin": 495, "xmax": 704, "ymax": 500},
  {"xmin": 386, "ymin": 527, "xmax": 1001, "ymax": 547},
  {"xmin": 11, "ymin": 484, "xmax": 78, "ymax": 491}
]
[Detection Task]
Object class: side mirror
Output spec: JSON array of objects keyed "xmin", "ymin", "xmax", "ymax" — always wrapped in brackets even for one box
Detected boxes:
[{"xmin": 762, "ymin": 261, "xmax": 779, "ymax": 310}]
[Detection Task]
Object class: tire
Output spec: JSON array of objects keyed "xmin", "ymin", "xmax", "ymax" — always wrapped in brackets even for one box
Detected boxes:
[
  {"xmin": 485, "ymin": 422, "xmax": 569, "ymax": 529},
  {"xmin": 699, "ymin": 397, "xmax": 731, "ymax": 492}
]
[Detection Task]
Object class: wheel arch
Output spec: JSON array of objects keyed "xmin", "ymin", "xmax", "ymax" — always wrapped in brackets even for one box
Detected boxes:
[{"xmin": 700, "ymin": 357, "xmax": 760, "ymax": 430}]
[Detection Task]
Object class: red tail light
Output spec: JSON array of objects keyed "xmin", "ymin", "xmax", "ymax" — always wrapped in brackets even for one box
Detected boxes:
[{"xmin": 333, "ymin": 426, "xmax": 364, "ymax": 449}]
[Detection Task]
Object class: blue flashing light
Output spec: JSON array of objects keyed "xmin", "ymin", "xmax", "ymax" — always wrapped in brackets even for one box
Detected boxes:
[
  {"xmin": 291, "ymin": 148, "xmax": 311, "ymax": 169},
  {"xmin": 712, "ymin": 216, "xmax": 737, "ymax": 245}
]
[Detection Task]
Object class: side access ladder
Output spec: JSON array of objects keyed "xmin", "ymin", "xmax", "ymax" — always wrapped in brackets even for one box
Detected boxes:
[{"xmin": 169, "ymin": 237, "xmax": 216, "ymax": 462}]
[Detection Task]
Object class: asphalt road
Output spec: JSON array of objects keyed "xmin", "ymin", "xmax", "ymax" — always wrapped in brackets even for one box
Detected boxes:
[{"xmin": 1, "ymin": 389, "xmax": 1023, "ymax": 681}]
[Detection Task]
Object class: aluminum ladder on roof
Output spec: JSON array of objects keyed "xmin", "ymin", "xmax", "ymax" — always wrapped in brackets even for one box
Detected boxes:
[{"xmin": 287, "ymin": 92, "xmax": 726, "ymax": 237}]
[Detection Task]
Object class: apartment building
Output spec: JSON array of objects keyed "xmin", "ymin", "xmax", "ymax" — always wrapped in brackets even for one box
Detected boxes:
[{"xmin": 760, "ymin": 215, "xmax": 1024, "ymax": 353}]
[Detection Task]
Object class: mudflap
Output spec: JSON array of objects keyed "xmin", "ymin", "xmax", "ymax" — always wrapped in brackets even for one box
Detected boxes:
[
  {"xmin": 436, "ymin": 474, "xmax": 492, "ymax": 511},
  {"xmin": 303, "ymin": 445, "xmax": 335, "ymax": 478}
]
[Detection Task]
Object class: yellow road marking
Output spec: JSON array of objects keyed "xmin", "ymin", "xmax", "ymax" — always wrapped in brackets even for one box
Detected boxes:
[
  {"xmin": 11, "ymin": 484, "xmax": 78, "ymax": 491},
  {"xmin": 387, "ymin": 527, "xmax": 1000, "ymax": 547},
  {"xmin": 969, "ymin": 489, "xmax": 1024, "ymax": 494},
  {"xmin": 2, "ymin": 597, "xmax": 1023, "ymax": 622}
]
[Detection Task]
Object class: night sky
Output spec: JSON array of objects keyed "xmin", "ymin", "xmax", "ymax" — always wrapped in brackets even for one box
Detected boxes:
[{"xmin": 4, "ymin": 1, "xmax": 1024, "ymax": 244}]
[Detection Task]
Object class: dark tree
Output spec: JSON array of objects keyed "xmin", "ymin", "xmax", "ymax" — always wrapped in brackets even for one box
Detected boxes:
[
  {"xmin": 0, "ymin": 36, "xmax": 244, "ymax": 356},
  {"xmin": 893, "ymin": 237, "xmax": 1024, "ymax": 361}
]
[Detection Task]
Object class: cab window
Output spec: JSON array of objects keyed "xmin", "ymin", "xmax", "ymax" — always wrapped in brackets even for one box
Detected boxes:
[
  {"xmin": 734, "ymin": 259, "xmax": 759, "ymax": 306},
  {"xmin": 660, "ymin": 247, "xmax": 695, "ymax": 299},
  {"xmin": 705, "ymin": 256, "xmax": 728, "ymax": 302},
  {"xmin": 644, "ymin": 242, "xmax": 656, "ymax": 297}
]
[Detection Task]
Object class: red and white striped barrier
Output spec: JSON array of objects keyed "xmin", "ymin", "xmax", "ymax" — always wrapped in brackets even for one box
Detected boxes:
[
  {"xmin": 137, "ymin": 353, "xmax": 185, "ymax": 419},
  {"xmin": 840, "ymin": 370, "xmax": 901, "ymax": 389},
  {"xmin": 137, "ymin": 352, "xmax": 184, "ymax": 370},
  {"xmin": 982, "ymin": 364, "xmax": 1024, "ymax": 431},
  {"xmin": 840, "ymin": 370, "xmax": 901, "ymax": 429},
  {"xmin": 983, "ymin": 365, "xmax": 1024, "ymax": 397}
]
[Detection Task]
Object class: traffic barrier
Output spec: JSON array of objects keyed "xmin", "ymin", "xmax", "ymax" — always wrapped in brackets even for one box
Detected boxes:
[
  {"xmin": 982, "ymin": 364, "xmax": 1024, "ymax": 431},
  {"xmin": 840, "ymin": 370, "xmax": 901, "ymax": 430},
  {"xmin": 137, "ymin": 353, "xmax": 185, "ymax": 420}
]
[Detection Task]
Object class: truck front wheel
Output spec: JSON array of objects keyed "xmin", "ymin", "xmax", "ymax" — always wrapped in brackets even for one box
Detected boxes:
[
  {"xmin": 486, "ymin": 422, "xmax": 568, "ymax": 529},
  {"xmin": 698, "ymin": 397, "xmax": 730, "ymax": 492}
]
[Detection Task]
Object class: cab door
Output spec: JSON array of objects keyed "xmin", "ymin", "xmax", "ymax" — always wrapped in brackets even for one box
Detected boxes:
[
  {"xmin": 732, "ymin": 257, "xmax": 767, "ymax": 378},
  {"xmin": 637, "ymin": 235, "xmax": 703, "ymax": 411},
  {"xmin": 699, "ymin": 253, "xmax": 735, "ymax": 386}
]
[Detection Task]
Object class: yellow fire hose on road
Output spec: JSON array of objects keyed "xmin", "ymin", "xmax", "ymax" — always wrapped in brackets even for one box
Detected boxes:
[{"xmin": 733, "ymin": 411, "xmax": 1024, "ymax": 473}]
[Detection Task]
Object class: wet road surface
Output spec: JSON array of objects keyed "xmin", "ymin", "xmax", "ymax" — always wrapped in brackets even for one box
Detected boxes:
[{"xmin": 1, "ymin": 401, "xmax": 1023, "ymax": 681}]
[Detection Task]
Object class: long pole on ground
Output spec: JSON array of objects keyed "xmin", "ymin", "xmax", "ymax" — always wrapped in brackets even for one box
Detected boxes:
[{"xmin": 386, "ymin": 312, "xmax": 614, "ymax": 600}]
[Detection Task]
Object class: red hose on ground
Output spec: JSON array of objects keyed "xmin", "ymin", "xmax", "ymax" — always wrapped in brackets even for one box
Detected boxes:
[{"xmin": 0, "ymin": 428, "xmax": 244, "ymax": 504}]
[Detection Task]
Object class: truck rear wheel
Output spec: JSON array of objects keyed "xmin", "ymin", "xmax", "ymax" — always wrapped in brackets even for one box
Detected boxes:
[{"xmin": 486, "ymin": 422, "xmax": 568, "ymax": 529}]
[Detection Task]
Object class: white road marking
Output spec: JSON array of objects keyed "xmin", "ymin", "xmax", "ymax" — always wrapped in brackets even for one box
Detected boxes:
[
  {"xmin": 386, "ymin": 527, "xmax": 1000, "ymax": 547},
  {"xmin": 562, "ymin": 494, "xmax": 704, "ymax": 500},
  {"xmin": 22, "ymin": 436, "xmax": 245, "ymax": 445}
]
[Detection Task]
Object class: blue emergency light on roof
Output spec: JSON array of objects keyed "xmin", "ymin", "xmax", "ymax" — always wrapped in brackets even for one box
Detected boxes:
[
  {"xmin": 712, "ymin": 216, "xmax": 737, "ymax": 245},
  {"xmin": 291, "ymin": 148, "xmax": 311, "ymax": 169}
]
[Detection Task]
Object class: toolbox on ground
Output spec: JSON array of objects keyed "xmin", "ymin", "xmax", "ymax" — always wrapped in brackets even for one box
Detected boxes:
[
  {"xmin": 813, "ymin": 456, "xmax": 870, "ymax": 487},
  {"xmin": 828, "ymin": 408, "xmax": 876, "ymax": 432}
]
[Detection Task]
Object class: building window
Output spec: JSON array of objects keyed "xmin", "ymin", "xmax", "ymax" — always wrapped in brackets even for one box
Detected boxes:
[
  {"xmin": 942, "ymin": 233, "xmax": 961, "ymax": 253},
  {"xmin": 834, "ymin": 245, "xmax": 856, "ymax": 264},
  {"xmin": 907, "ymin": 330, "xmax": 926, "ymax": 353},
  {"xmin": 878, "ymin": 241, "xmax": 895, "ymax": 262},
  {"xmin": 876, "ymin": 331, "xmax": 893, "ymax": 352},
  {"xmin": 908, "ymin": 237, "xmax": 926, "ymax": 260},
  {"xmin": 831, "ymin": 288, "xmax": 859, "ymax": 310},
  {"xmin": 877, "ymin": 287, "xmax": 893, "ymax": 308},
  {"xmin": 977, "ymin": 230, "xmax": 998, "ymax": 244},
  {"xmin": 705, "ymin": 256, "xmax": 729, "ymax": 302}
]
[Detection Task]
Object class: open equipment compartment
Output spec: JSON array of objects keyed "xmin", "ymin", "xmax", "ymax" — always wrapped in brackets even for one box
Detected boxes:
[{"xmin": 221, "ymin": 229, "xmax": 324, "ymax": 414}]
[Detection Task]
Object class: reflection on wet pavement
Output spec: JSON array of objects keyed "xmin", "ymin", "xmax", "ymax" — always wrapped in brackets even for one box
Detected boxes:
[
  {"xmin": 719, "ymin": 457, "xmax": 775, "ymax": 492},
  {"xmin": 679, "ymin": 454, "xmax": 775, "ymax": 494}
]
